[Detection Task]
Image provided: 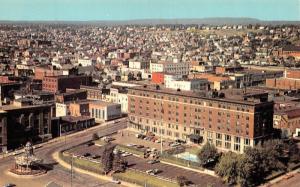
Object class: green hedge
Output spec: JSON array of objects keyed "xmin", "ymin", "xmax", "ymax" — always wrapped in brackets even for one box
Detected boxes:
[
  {"xmin": 59, "ymin": 151, "xmax": 104, "ymax": 174},
  {"xmin": 113, "ymin": 169, "xmax": 178, "ymax": 187}
]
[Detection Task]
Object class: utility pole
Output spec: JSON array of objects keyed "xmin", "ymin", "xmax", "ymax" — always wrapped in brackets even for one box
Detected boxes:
[{"xmin": 71, "ymin": 155, "xmax": 73, "ymax": 187}]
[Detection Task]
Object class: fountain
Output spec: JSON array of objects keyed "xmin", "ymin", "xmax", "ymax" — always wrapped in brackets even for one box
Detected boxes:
[{"xmin": 10, "ymin": 142, "xmax": 46, "ymax": 176}]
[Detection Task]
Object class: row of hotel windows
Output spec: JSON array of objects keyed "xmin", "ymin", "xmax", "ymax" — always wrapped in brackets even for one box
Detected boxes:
[
  {"xmin": 131, "ymin": 116, "xmax": 250, "ymax": 136},
  {"xmin": 207, "ymin": 132, "xmax": 251, "ymax": 152},
  {"xmin": 131, "ymin": 122, "xmax": 250, "ymax": 152},
  {"xmin": 129, "ymin": 104, "xmax": 250, "ymax": 123},
  {"xmin": 130, "ymin": 96, "xmax": 250, "ymax": 112}
]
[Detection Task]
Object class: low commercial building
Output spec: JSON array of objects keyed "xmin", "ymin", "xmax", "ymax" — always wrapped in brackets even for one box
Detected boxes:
[
  {"xmin": 59, "ymin": 116, "xmax": 95, "ymax": 135},
  {"xmin": 0, "ymin": 104, "xmax": 52, "ymax": 152},
  {"xmin": 42, "ymin": 75, "xmax": 92, "ymax": 93},
  {"xmin": 266, "ymin": 69, "xmax": 300, "ymax": 90},
  {"xmin": 55, "ymin": 89, "xmax": 87, "ymax": 103},
  {"xmin": 80, "ymin": 85, "xmax": 109, "ymax": 100},
  {"xmin": 150, "ymin": 61, "xmax": 190, "ymax": 75},
  {"xmin": 273, "ymin": 108, "xmax": 300, "ymax": 138},
  {"xmin": 128, "ymin": 86, "xmax": 274, "ymax": 153},
  {"xmin": 165, "ymin": 79, "xmax": 209, "ymax": 91},
  {"xmin": 69, "ymin": 100, "xmax": 90, "ymax": 117},
  {"xmin": 89, "ymin": 101, "xmax": 121, "ymax": 122}
]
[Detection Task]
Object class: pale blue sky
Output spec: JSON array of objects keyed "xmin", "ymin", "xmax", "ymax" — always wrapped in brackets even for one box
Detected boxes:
[{"xmin": 0, "ymin": 0, "xmax": 299, "ymax": 21}]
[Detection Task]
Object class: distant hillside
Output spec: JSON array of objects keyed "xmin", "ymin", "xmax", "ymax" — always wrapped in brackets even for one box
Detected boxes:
[{"xmin": 0, "ymin": 17, "xmax": 299, "ymax": 26}]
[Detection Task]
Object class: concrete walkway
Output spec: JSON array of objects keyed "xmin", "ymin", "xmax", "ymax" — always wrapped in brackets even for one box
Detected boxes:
[
  {"xmin": 52, "ymin": 152, "xmax": 139, "ymax": 187},
  {"xmin": 160, "ymin": 160, "xmax": 216, "ymax": 177}
]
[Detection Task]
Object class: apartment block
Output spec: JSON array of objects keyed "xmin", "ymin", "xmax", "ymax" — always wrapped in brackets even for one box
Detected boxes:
[{"xmin": 127, "ymin": 86, "xmax": 274, "ymax": 153}]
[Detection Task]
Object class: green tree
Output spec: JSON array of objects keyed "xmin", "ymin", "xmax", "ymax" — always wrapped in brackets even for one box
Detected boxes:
[
  {"xmin": 101, "ymin": 143, "xmax": 116, "ymax": 174},
  {"xmin": 286, "ymin": 139, "xmax": 300, "ymax": 163},
  {"xmin": 176, "ymin": 175, "xmax": 190, "ymax": 187},
  {"xmin": 215, "ymin": 151, "xmax": 240, "ymax": 185},
  {"xmin": 237, "ymin": 147, "xmax": 265, "ymax": 187},
  {"xmin": 258, "ymin": 139, "xmax": 286, "ymax": 172},
  {"xmin": 92, "ymin": 133, "xmax": 99, "ymax": 141},
  {"xmin": 113, "ymin": 152, "xmax": 128, "ymax": 173},
  {"xmin": 197, "ymin": 143, "xmax": 218, "ymax": 167}
]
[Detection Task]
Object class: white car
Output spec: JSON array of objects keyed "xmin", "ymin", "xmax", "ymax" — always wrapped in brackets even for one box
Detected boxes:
[
  {"xmin": 111, "ymin": 179, "xmax": 121, "ymax": 184},
  {"xmin": 121, "ymin": 152, "xmax": 132, "ymax": 157}
]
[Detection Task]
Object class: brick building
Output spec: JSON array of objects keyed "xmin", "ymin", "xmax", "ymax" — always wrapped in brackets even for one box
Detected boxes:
[
  {"xmin": 278, "ymin": 45, "xmax": 300, "ymax": 59},
  {"xmin": 42, "ymin": 75, "xmax": 92, "ymax": 93},
  {"xmin": 215, "ymin": 66, "xmax": 244, "ymax": 75},
  {"xmin": 274, "ymin": 108, "xmax": 300, "ymax": 138},
  {"xmin": 152, "ymin": 72, "xmax": 165, "ymax": 84},
  {"xmin": 127, "ymin": 86, "xmax": 274, "ymax": 153},
  {"xmin": 55, "ymin": 89, "xmax": 87, "ymax": 103},
  {"xmin": 69, "ymin": 100, "xmax": 90, "ymax": 117},
  {"xmin": 266, "ymin": 69, "xmax": 300, "ymax": 90},
  {"xmin": 80, "ymin": 85, "xmax": 109, "ymax": 100}
]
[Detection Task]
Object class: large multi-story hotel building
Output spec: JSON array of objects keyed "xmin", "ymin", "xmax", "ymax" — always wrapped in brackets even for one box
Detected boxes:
[{"xmin": 127, "ymin": 86, "xmax": 274, "ymax": 153}]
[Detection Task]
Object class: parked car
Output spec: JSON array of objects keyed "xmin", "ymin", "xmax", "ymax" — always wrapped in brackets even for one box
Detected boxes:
[
  {"xmin": 86, "ymin": 142, "xmax": 95, "ymax": 146},
  {"xmin": 83, "ymin": 153, "xmax": 91, "ymax": 157},
  {"xmin": 121, "ymin": 152, "xmax": 132, "ymax": 157},
  {"xmin": 92, "ymin": 155, "xmax": 100, "ymax": 159},
  {"xmin": 3, "ymin": 184, "xmax": 15, "ymax": 187},
  {"xmin": 170, "ymin": 142, "xmax": 181, "ymax": 147},
  {"xmin": 175, "ymin": 139, "xmax": 186, "ymax": 144},
  {"xmin": 147, "ymin": 160, "xmax": 160, "ymax": 164},
  {"xmin": 111, "ymin": 179, "xmax": 121, "ymax": 184}
]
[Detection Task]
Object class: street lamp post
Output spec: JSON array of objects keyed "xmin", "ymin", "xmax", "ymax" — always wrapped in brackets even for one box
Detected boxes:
[{"xmin": 71, "ymin": 154, "xmax": 74, "ymax": 187}]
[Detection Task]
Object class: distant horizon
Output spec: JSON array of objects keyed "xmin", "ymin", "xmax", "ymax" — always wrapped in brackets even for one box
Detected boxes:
[{"xmin": 0, "ymin": 0, "xmax": 299, "ymax": 21}]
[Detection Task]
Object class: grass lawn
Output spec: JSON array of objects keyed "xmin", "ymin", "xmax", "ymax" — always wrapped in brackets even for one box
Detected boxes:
[
  {"xmin": 113, "ymin": 170, "xmax": 179, "ymax": 187},
  {"xmin": 94, "ymin": 139, "xmax": 106, "ymax": 146},
  {"xmin": 60, "ymin": 152, "xmax": 104, "ymax": 174}
]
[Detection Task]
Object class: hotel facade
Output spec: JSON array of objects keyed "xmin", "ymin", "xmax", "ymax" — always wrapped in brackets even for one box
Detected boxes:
[{"xmin": 127, "ymin": 86, "xmax": 274, "ymax": 153}]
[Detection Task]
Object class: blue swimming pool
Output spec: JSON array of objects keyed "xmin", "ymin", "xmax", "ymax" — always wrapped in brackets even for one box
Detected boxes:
[{"xmin": 174, "ymin": 152, "xmax": 200, "ymax": 163}]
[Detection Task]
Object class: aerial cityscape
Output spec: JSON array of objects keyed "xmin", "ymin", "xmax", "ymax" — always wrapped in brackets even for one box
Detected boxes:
[{"xmin": 0, "ymin": 0, "xmax": 300, "ymax": 187}]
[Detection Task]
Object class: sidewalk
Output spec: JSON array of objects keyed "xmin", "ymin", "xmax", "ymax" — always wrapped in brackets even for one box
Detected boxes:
[
  {"xmin": 160, "ymin": 160, "xmax": 216, "ymax": 177},
  {"xmin": 261, "ymin": 168, "xmax": 300, "ymax": 187},
  {"xmin": 52, "ymin": 152, "xmax": 139, "ymax": 187}
]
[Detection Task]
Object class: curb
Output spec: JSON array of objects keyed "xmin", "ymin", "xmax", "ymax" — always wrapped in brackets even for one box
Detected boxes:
[{"xmin": 52, "ymin": 152, "xmax": 139, "ymax": 187}]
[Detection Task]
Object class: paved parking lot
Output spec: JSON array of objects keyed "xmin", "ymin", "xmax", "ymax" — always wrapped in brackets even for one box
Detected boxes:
[
  {"xmin": 67, "ymin": 137, "xmax": 226, "ymax": 187},
  {"xmin": 112, "ymin": 129, "xmax": 172, "ymax": 151},
  {"xmin": 125, "ymin": 155, "xmax": 226, "ymax": 187}
]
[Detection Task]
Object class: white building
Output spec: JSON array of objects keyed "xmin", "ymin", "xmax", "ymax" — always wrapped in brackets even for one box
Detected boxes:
[
  {"xmin": 164, "ymin": 74, "xmax": 183, "ymax": 88},
  {"xmin": 89, "ymin": 101, "xmax": 121, "ymax": 122},
  {"xmin": 166, "ymin": 79, "xmax": 209, "ymax": 91},
  {"xmin": 150, "ymin": 61, "xmax": 190, "ymax": 75},
  {"xmin": 78, "ymin": 59, "xmax": 93, "ymax": 67},
  {"xmin": 129, "ymin": 60, "xmax": 149, "ymax": 70},
  {"xmin": 108, "ymin": 87, "xmax": 128, "ymax": 113}
]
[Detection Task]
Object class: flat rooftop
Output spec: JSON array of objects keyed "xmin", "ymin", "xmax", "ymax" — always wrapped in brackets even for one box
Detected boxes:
[{"xmin": 128, "ymin": 85, "xmax": 270, "ymax": 105}]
